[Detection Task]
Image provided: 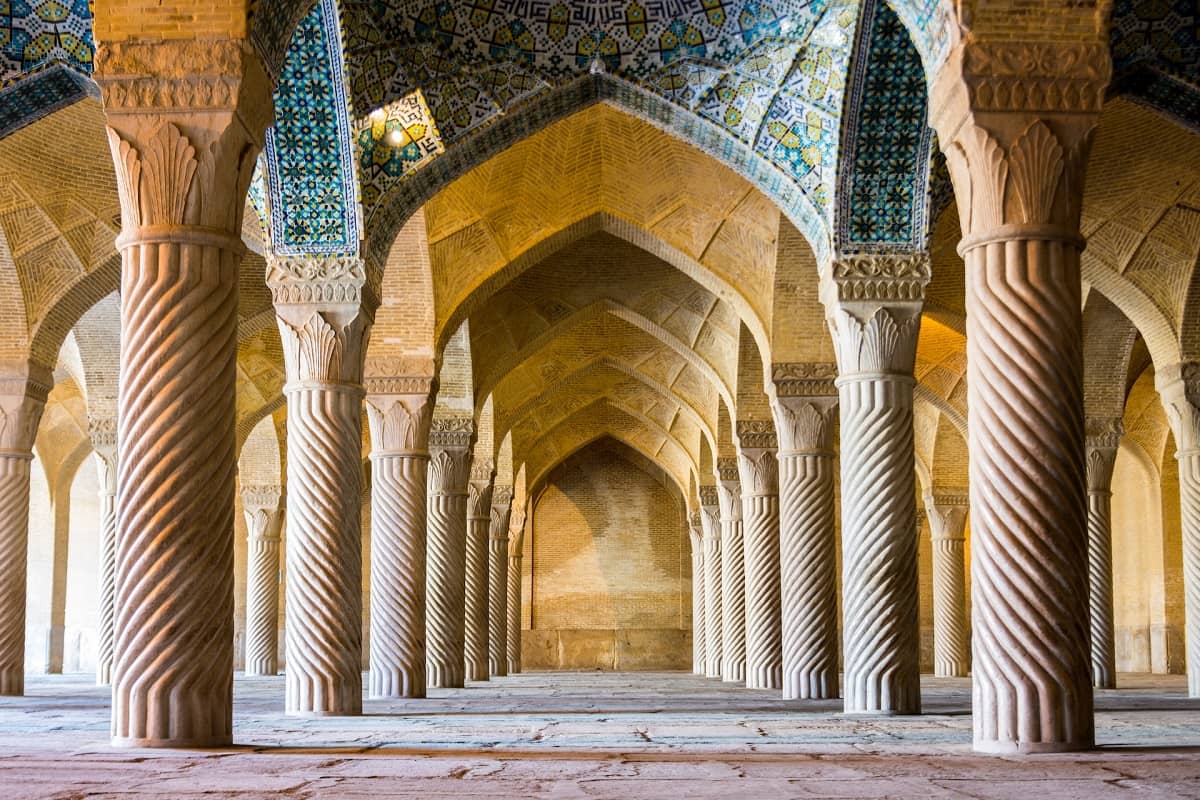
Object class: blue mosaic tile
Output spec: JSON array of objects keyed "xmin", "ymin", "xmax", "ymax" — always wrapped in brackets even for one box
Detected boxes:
[
  {"xmin": 1111, "ymin": 0, "xmax": 1200, "ymax": 132},
  {"xmin": 1, "ymin": 0, "xmax": 93, "ymax": 85},
  {"xmin": 264, "ymin": 0, "xmax": 360, "ymax": 255},
  {"xmin": 0, "ymin": 61, "xmax": 94, "ymax": 139}
]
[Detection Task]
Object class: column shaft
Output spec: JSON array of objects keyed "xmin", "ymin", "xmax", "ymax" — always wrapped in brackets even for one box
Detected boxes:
[
  {"xmin": 507, "ymin": 515, "xmax": 525, "ymax": 675},
  {"xmin": 1085, "ymin": 427, "xmax": 1120, "ymax": 690},
  {"xmin": 700, "ymin": 491, "xmax": 723, "ymax": 678},
  {"xmin": 926, "ymin": 495, "xmax": 970, "ymax": 678},
  {"xmin": 717, "ymin": 461, "xmax": 745, "ymax": 683},
  {"xmin": 464, "ymin": 470, "xmax": 494, "ymax": 682},
  {"xmin": 0, "ymin": 455, "xmax": 33, "ymax": 695},
  {"xmin": 90, "ymin": 424, "xmax": 117, "ymax": 687},
  {"xmin": 689, "ymin": 517, "xmax": 706, "ymax": 675},
  {"xmin": 242, "ymin": 486, "xmax": 283, "ymax": 677},
  {"xmin": 488, "ymin": 488, "xmax": 512, "ymax": 676},
  {"xmin": 1177, "ymin": 449, "xmax": 1200, "ymax": 696},
  {"xmin": 427, "ymin": 422, "xmax": 472, "ymax": 689},
  {"xmin": 738, "ymin": 444, "xmax": 782, "ymax": 690}
]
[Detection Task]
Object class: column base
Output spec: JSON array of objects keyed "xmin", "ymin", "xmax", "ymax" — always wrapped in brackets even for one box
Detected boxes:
[
  {"xmin": 973, "ymin": 738, "xmax": 1094, "ymax": 755},
  {"xmin": 111, "ymin": 735, "xmax": 234, "ymax": 749},
  {"xmin": 0, "ymin": 670, "xmax": 23, "ymax": 696},
  {"xmin": 934, "ymin": 663, "xmax": 969, "ymax": 678},
  {"xmin": 285, "ymin": 709, "xmax": 363, "ymax": 718}
]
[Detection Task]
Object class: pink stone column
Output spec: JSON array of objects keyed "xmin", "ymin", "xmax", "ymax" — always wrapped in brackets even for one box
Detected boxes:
[
  {"xmin": 97, "ymin": 41, "xmax": 272, "ymax": 744},
  {"xmin": 932, "ymin": 41, "xmax": 1107, "ymax": 751},
  {"xmin": 716, "ymin": 458, "xmax": 745, "ymax": 683},
  {"xmin": 241, "ymin": 485, "xmax": 284, "ymax": 677},
  {"xmin": 89, "ymin": 418, "xmax": 118, "ymax": 686},
  {"xmin": 699, "ymin": 487, "xmax": 723, "ymax": 678},
  {"xmin": 688, "ymin": 512, "xmax": 706, "ymax": 675},
  {"xmin": 0, "ymin": 371, "xmax": 47, "ymax": 696},
  {"xmin": 426, "ymin": 419, "xmax": 473, "ymax": 689},
  {"xmin": 507, "ymin": 505, "xmax": 526, "ymax": 675},
  {"xmin": 465, "ymin": 463, "xmax": 494, "ymax": 682},
  {"xmin": 1085, "ymin": 421, "xmax": 1121, "ymax": 690},
  {"xmin": 488, "ymin": 487, "xmax": 513, "ymax": 677},
  {"xmin": 737, "ymin": 424, "xmax": 782, "ymax": 691},
  {"xmin": 924, "ymin": 492, "xmax": 970, "ymax": 678},
  {"xmin": 771, "ymin": 378, "xmax": 839, "ymax": 701},
  {"xmin": 365, "ymin": 380, "xmax": 434, "ymax": 699}
]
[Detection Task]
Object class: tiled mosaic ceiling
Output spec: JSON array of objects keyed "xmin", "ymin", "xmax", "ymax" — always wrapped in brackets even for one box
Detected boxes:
[
  {"xmin": 264, "ymin": 0, "xmax": 360, "ymax": 255},
  {"xmin": 342, "ymin": 0, "xmax": 863, "ymax": 245},
  {"xmin": 0, "ymin": 0, "xmax": 96, "ymax": 138},
  {"xmin": 836, "ymin": 0, "xmax": 930, "ymax": 252},
  {"xmin": 1111, "ymin": 0, "xmax": 1200, "ymax": 131}
]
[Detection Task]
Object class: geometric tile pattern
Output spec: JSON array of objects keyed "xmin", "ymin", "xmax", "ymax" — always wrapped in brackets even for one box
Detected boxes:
[
  {"xmin": 341, "ymin": 0, "xmax": 861, "ymax": 249},
  {"xmin": 1111, "ymin": 0, "xmax": 1200, "ymax": 132},
  {"xmin": 835, "ymin": 0, "xmax": 931, "ymax": 252},
  {"xmin": 355, "ymin": 89, "xmax": 445, "ymax": 210},
  {"xmin": 0, "ymin": 0, "xmax": 94, "ymax": 139},
  {"xmin": 263, "ymin": 0, "xmax": 360, "ymax": 255}
]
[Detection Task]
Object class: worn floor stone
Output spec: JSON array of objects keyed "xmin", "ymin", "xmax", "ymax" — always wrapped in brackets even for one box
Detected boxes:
[{"xmin": 0, "ymin": 672, "xmax": 1197, "ymax": 798}]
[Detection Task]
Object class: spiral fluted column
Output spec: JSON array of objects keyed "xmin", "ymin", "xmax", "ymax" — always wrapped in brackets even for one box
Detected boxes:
[
  {"xmin": 932, "ymin": 45, "xmax": 1107, "ymax": 750},
  {"xmin": 365, "ymin": 380, "xmax": 434, "ymax": 699},
  {"xmin": 241, "ymin": 485, "xmax": 284, "ymax": 677},
  {"xmin": 100, "ymin": 60, "xmax": 273, "ymax": 741},
  {"xmin": 89, "ymin": 419, "xmax": 118, "ymax": 687},
  {"xmin": 489, "ymin": 487, "xmax": 513, "ymax": 677},
  {"xmin": 1085, "ymin": 422, "xmax": 1121, "ymax": 690},
  {"xmin": 0, "ymin": 374, "xmax": 43, "ymax": 697},
  {"xmin": 271, "ymin": 262, "xmax": 373, "ymax": 717},
  {"xmin": 688, "ymin": 514, "xmax": 706, "ymax": 675},
  {"xmin": 1157, "ymin": 368, "xmax": 1200, "ymax": 697},
  {"xmin": 427, "ymin": 419, "xmax": 473, "ymax": 689},
  {"xmin": 717, "ymin": 459, "xmax": 746, "ymax": 683},
  {"xmin": 737, "ymin": 430, "xmax": 782, "ymax": 691},
  {"xmin": 699, "ymin": 487, "xmax": 723, "ymax": 678},
  {"xmin": 925, "ymin": 493, "xmax": 970, "ymax": 678},
  {"xmin": 507, "ymin": 506, "xmax": 526, "ymax": 674},
  {"xmin": 772, "ymin": 381, "xmax": 839, "ymax": 700},
  {"xmin": 465, "ymin": 464, "xmax": 494, "ymax": 682},
  {"xmin": 829, "ymin": 299, "xmax": 923, "ymax": 716}
]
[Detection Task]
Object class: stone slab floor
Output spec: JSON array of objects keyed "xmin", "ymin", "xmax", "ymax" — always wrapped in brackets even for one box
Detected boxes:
[{"xmin": 1, "ymin": 671, "xmax": 1198, "ymax": 799}]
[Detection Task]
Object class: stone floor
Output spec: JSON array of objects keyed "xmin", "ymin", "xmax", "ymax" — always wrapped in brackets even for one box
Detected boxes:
[{"xmin": 1, "ymin": 671, "xmax": 1199, "ymax": 799}]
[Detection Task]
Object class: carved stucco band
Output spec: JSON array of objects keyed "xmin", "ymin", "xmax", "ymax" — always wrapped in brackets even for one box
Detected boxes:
[
  {"xmin": 283, "ymin": 381, "xmax": 364, "ymax": 715},
  {"xmin": 365, "ymin": 388, "xmax": 433, "ymax": 699},
  {"xmin": 833, "ymin": 308, "xmax": 922, "ymax": 715},
  {"xmin": 465, "ymin": 470, "xmax": 495, "ymax": 682},
  {"xmin": 773, "ymin": 397, "xmax": 839, "ymax": 700},
  {"xmin": 0, "ymin": 453, "xmax": 33, "ymax": 695},
  {"xmin": 426, "ymin": 429, "xmax": 472, "ymax": 689},
  {"xmin": 242, "ymin": 487, "xmax": 283, "ymax": 677},
  {"xmin": 689, "ymin": 516, "xmax": 706, "ymax": 675},
  {"xmin": 1086, "ymin": 427, "xmax": 1121, "ymax": 690},
  {"xmin": 717, "ymin": 462, "xmax": 745, "ymax": 683},
  {"xmin": 488, "ymin": 490, "xmax": 512, "ymax": 677},
  {"xmin": 738, "ymin": 447, "xmax": 782, "ymax": 690},
  {"xmin": 91, "ymin": 433, "xmax": 117, "ymax": 687},
  {"xmin": 925, "ymin": 494, "xmax": 970, "ymax": 678},
  {"xmin": 699, "ymin": 490, "xmax": 723, "ymax": 679}
]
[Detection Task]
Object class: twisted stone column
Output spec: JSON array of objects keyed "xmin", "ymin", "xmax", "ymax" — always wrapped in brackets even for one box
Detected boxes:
[
  {"xmin": 0, "ymin": 372, "xmax": 46, "ymax": 696},
  {"xmin": 1157, "ymin": 367, "xmax": 1200, "ymax": 697},
  {"xmin": 1085, "ymin": 422, "xmax": 1121, "ymax": 690},
  {"xmin": 427, "ymin": 419, "xmax": 473, "ymax": 688},
  {"xmin": 465, "ymin": 463, "xmax": 494, "ymax": 682},
  {"xmin": 829, "ymin": 297, "xmax": 923, "ymax": 715},
  {"xmin": 89, "ymin": 418, "xmax": 118, "ymax": 686},
  {"xmin": 98, "ymin": 40, "xmax": 272, "ymax": 746},
  {"xmin": 688, "ymin": 513, "xmax": 706, "ymax": 675},
  {"xmin": 699, "ymin": 486, "xmax": 723, "ymax": 678},
  {"xmin": 365, "ymin": 378, "xmax": 434, "ymax": 699},
  {"xmin": 717, "ymin": 459, "xmax": 746, "ymax": 683},
  {"xmin": 925, "ymin": 492, "xmax": 970, "ymax": 678},
  {"xmin": 241, "ymin": 485, "xmax": 284, "ymax": 677},
  {"xmin": 771, "ymin": 376, "xmax": 839, "ymax": 700},
  {"xmin": 507, "ymin": 504, "xmax": 526, "ymax": 674},
  {"xmin": 271, "ymin": 258, "xmax": 372, "ymax": 717},
  {"xmin": 932, "ymin": 41, "xmax": 1106, "ymax": 751},
  {"xmin": 737, "ymin": 425, "xmax": 782, "ymax": 691},
  {"xmin": 489, "ymin": 487, "xmax": 513, "ymax": 677}
]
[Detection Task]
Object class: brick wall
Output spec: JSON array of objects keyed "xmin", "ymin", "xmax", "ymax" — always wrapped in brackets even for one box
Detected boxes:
[{"xmin": 525, "ymin": 440, "xmax": 691, "ymax": 670}]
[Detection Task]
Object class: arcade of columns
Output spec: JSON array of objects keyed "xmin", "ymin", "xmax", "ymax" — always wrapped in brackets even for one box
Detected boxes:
[{"xmin": 0, "ymin": 15, "xmax": 1197, "ymax": 761}]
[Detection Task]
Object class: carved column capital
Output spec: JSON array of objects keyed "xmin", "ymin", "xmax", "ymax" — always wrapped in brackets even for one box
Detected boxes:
[
  {"xmin": 930, "ymin": 41, "xmax": 1111, "ymax": 244},
  {"xmin": 468, "ymin": 463, "xmax": 496, "ymax": 519},
  {"xmin": 736, "ymin": 448, "xmax": 779, "ymax": 497},
  {"xmin": 276, "ymin": 304, "xmax": 372, "ymax": 388},
  {"xmin": 699, "ymin": 484, "xmax": 721, "ymax": 541},
  {"xmin": 826, "ymin": 253, "xmax": 931, "ymax": 306},
  {"xmin": 828, "ymin": 305, "xmax": 922, "ymax": 379},
  {"xmin": 1085, "ymin": 418, "xmax": 1123, "ymax": 493},
  {"xmin": 715, "ymin": 457, "xmax": 742, "ymax": 522},
  {"xmin": 268, "ymin": 254, "xmax": 374, "ymax": 310},
  {"xmin": 0, "ymin": 365, "xmax": 51, "ymax": 455},
  {"xmin": 924, "ymin": 492, "xmax": 969, "ymax": 542},
  {"xmin": 365, "ymin": 381, "xmax": 434, "ymax": 457},
  {"xmin": 1157, "ymin": 362, "xmax": 1200, "ymax": 453},
  {"xmin": 772, "ymin": 396, "xmax": 838, "ymax": 455},
  {"xmin": 428, "ymin": 418, "xmax": 474, "ymax": 497}
]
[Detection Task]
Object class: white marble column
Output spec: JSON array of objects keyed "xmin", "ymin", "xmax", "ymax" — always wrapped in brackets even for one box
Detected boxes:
[
  {"xmin": 932, "ymin": 41, "xmax": 1105, "ymax": 751},
  {"xmin": 241, "ymin": 485, "xmax": 284, "ymax": 676},
  {"xmin": 717, "ymin": 458, "xmax": 745, "ymax": 683},
  {"xmin": 689, "ymin": 511, "xmax": 706, "ymax": 675},
  {"xmin": 827, "ymin": 258, "xmax": 926, "ymax": 715},
  {"xmin": 97, "ymin": 39, "xmax": 272, "ymax": 746},
  {"xmin": 0, "ymin": 370, "xmax": 47, "ymax": 696},
  {"xmin": 271, "ymin": 259, "xmax": 372, "ymax": 717},
  {"xmin": 699, "ymin": 486, "xmax": 723, "ymax": 678},
  {"xmin": 772, "ymin": 371, "xmax": 839, "ymax": 700},
  {"xmin": 89, "ymin": 418, "xmax": 118, "ymax": 686},
  {"xmin": 365, "ymin": 378, "xmax": 434, "ymax": 699},
  {"xmin": 426, "ymin": 419, "xmax": 473, "ymax": 689},
  {"xmin": 1085, "ymin": 421, "xmax": 1121, "ymax": 690},
  {"xmin": 737, "ymin": 424, "xmax": 782, "ymax": 691},
  {"xmin": 465, "ymin": 463, "xmax": 494, "ymax": 682},
  {"xmin": 488, "ymin": 486, "xmax": 513, "ymax": 677},
  {"xmin": 924, "ymin": 492, "xmax": 970, "ymax": 678}
]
